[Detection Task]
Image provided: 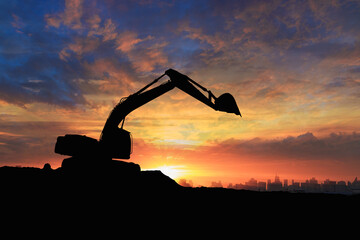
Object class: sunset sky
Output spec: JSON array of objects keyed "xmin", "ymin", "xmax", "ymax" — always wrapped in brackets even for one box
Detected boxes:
[{"xmin": 1, "ymin": 0, "xmax": 360, "ymax": 186}]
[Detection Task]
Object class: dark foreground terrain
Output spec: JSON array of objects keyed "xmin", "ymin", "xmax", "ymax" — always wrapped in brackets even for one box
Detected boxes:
[
  {"xmin": 1, "ymin": 160, "xmax": 359, "ymax": 225},
  {"xmin": 2, "ymin": 162, "xmax": 356, "ymax": 237},
  {"xmin": 1, "ymin": 161, "xmax": 358, "ymax": 201}
]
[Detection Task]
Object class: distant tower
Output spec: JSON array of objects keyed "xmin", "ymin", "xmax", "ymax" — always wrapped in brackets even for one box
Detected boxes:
[
  {"xmin": 284, "ymin": 179, "xmax": 288, "ymax": 189},
  {"xmin": 275, "ymin": 174, "xmax": 281, "ymax": 183},
  {"xmin": 267, "ymin": 175, "xmax": 283, "ymax": 191}
]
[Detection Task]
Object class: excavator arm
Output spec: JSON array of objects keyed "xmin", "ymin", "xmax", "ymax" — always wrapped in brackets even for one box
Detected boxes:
[
  {"xmin": 165, "ymin": 69, "xmax": 241, "ymax": 116},
  {"xmin": 55, "ymin": 69, "xmax": 241, "ymax": 160},
  {"xmin": 102, "ymin": 69, "xmax": 240, "ymax": 133}
]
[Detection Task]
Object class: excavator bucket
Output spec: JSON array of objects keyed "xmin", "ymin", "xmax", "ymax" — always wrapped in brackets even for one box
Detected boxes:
[{"xmin": 215, "ymin": 93, "xmax": 241, "ymax": 116}]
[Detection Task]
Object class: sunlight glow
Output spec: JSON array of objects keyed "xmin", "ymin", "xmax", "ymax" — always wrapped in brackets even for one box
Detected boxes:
[{"xmin": 150, "ymin": 165, "xmax": 187, "ymax": 180}]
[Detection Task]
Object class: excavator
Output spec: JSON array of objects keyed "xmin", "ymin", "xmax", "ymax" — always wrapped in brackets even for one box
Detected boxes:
[{"xmin": 55, "ymin": 69, "xmax": 241, "ymax": 170}]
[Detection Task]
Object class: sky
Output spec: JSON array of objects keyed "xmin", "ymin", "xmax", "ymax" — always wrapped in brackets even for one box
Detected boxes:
[{"xmin": 1, "ymin": 0, "xmax": 360, "ymax": 186}]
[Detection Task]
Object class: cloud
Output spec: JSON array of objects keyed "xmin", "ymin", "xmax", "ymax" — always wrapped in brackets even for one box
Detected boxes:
[
  {"xmin": 255, "ymin": 87, "xmax": 287, "ymax": 100},
  {"xmin": 124, "ymin": 42, "xmax": 169, "ymax": 72},
  {"xmin": 116, "ymin": 31, "xmax": 146, "ymax": 53},
  {"xmin": 82, "ymin": 57, "xmax": 137, "ymax": 94},
  {"xmin": 45, "ymin": 0, "xmax": 84, "ymax": 29},
  {"xmin": 178, "ymin": 179, "xmax": 193, "ymax": 187},
  {"xmin": 11, "ymin": 14, "xmax": 26, "ymax": 34},
  {"xmin": 0, "ymin": 121, "xmax": 81, "ymax": 166},
  {"xmin": 0, "ymin": 53, "xmax": 88, "ymax": 108},
  {"xmin": 115, "ymin": 31, "xmax": 167, "ymax": 72},
  {"xmin": 53, "ymin": 2, "xmax": 169, "ymax": 73},
  {"xmin": 209, "ymin": 132, "xmax": 360, "ymax": 162},
  {"xmin": 88, "ymin": 18, "xmax": 118, "ymax": 41},
  {"xmin": 59, "ymin": 36, "xmax": 101, "ymax": 61},
  {"xmin": 1, "ymin": 0, "xmax": 360, "ymax": 134},
  {"xmin": 177, "ymin": 21, "xmax": 226, "ymax": 53}
]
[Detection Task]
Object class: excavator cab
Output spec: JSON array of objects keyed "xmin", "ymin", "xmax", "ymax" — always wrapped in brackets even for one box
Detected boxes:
[{"xmin": 99, "ymin": 128, "xmax": 132, "ymax": 159}]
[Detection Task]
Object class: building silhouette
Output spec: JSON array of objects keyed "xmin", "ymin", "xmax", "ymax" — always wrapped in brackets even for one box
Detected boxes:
[
  {"xmin": 228, "ymin": 179, "xmax": 266, "ymax": 191},
  {"xmin": 283, "ymin": 179, "xmax": 288, "ymax": 189},
  {"xmin": 288, "ymin": 180, "xmax": 301, "ymax": 192},
  {"xmin": 267, "ymin": 175, "xmax": 283, "ymax": 191},
  {"xmin": 301, "ymin": 177, "xmax": 321, "ymax": 193},
  {"xmin": 227, "ymin": 176, "xmax": 360, "ymax": 195},
  {"xmin": 322, "ymin": 179, "xmax": 336, "ymax": 193},
  {"xmin": 348, "ymin": 177, "xmax": 360, "ymax": 194}
]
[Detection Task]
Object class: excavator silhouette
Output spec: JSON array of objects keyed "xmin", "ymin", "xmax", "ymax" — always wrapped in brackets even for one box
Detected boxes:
[{"xmin": 55, "ymin": 69, "xmax": 241, "ymax": 170}]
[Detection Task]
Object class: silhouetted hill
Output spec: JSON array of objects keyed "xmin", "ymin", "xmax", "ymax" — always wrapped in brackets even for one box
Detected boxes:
[
  {"xmin": 0, "ymin": 162, "xmax": 178, "ymax": 192},
  {"xmin": 1, "ymin": 161, "xmax": 359, "ymax": 214}
]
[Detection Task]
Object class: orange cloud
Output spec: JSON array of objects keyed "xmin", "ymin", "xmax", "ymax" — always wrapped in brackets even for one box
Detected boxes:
[
  {"xmin": 129, "ymin": 42, "xmax": 168, "ymax": 72},
  {"xmin": 88, "ymin": 18, "xmax": 118, "ymax": 41},
  {"xmin": 115, "ymin": 31, "xmax": 167, "ymax": 72},
  {"xmin": 45, "ymin": 0, "xmax": 83, "ymax": 29},
  {"xmin": 82, "ymin": 58, "xmax": 136, "ymax": 93},
  {"xmin": 116, "ymin": 31, "xmax": 147, "ymax": 52},
  {"xmin": 59, "ymin": 36, "xmax": 100, "ymax": 61},
  {"xmin": 178, "ymin": 21, "xmax": 225, "ymax": 52}
]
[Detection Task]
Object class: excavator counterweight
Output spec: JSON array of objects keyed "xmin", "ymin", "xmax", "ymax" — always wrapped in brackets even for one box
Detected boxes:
[{"xmin": 55, "ymin": 69, "xmax": 241, "ymax": 161}]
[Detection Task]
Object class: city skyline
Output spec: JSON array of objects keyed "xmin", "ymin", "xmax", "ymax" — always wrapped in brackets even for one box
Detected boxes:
[{"xmin": 179, "ymin": 174, "xmax": 360, "ymax": 195}]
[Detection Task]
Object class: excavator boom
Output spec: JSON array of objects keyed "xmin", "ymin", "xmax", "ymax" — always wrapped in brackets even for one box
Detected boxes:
[
  {"xmin": 55, "ymin": 69, "xmax": 241, "ymax": 160},
  {"xmin": 101, "ymin": 69, "xmax": 240, "ymax": 137}
]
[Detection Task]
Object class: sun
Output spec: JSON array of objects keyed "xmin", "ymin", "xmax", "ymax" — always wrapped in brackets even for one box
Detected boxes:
[{"xmin": 154, "ymin": 165, "xmax": 186, "ymax": 180}]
